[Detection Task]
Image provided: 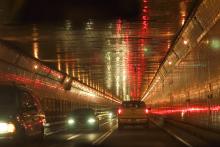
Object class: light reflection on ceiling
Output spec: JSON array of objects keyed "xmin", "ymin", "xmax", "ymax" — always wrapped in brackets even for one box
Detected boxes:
[{"xmin": 0, "ymin": 0, "xmax": 198, "ymax": 100}]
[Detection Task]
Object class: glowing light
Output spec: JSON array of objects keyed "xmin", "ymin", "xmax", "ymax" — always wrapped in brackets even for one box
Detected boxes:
[
  {"xmin": 168, "ymin": 61, "xmax": 172, "ymax": 65},
  {"xmin": 65, "ymin": 63, "xmax": 69, "ymax": 75},
  {"xmin": 145, "ymin": 109, "xmax": 149, "ymax": 114},
  {"xmin": 66, "ymin": 78, "xmax": 70, "ymax": 82},
  {"xmin": 142, "ymin": 16, "xmax": 148, "ymax": 21},
  {"xmin": 86, "ymin": 20, "xmax": 94, "ymax": 30},
  {"xmin": 0, "ymin": 122, "xmax": 15, "ymax": 134},
  {"xmin": 181, "ymin": 19, "xmax": 185, "ymax": 25},
  {"xmin": 105, "ymin": 52, "xmax": 112, "ymax": 89},
  {"xmin": 88, "ymin": 118, "xmax": 96, "ymax": 124},
  {"xmin": 32, "ymin": 25, "xmax": 39, "ymax": 59},
  {"xmin": 183, "ymin": 40, "xmax": 188, "ymax": 45},
  {"xmin": 33, "ymin": 42, "xmax": 39, "ymax": 59},
  {"xmin": 144, "ymin": 47, "xmax": 149, "ymax": 52},
  {"xmin": 118, "ymin": 109, "xmax": 122, "ymax": 114},
  {"xmin": 211, "ymin": 39, "xmax": 220, "ymax": 49},
  {"xmin": 68, "ymin": 119, "xmax": 75, "ymax": 125},
  {"xmin": 34, "ymin": 65, "xmax": 38, "ymax": 70}
]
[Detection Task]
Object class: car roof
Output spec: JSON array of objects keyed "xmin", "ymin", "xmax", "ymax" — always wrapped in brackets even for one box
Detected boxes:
[
  {"xmin": 73, "ymin": 108, "xmax": 94, "ymax": 112},
  {"xmin": 122, "ymin": 101, "xmax": 145, "ymax": 104}
]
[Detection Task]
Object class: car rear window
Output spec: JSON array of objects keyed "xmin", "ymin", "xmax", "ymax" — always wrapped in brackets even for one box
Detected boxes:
[
  {"xmin": 0, "ymin": 86, "xmax": 16, "ymax": 106},
  {"xmin": 122, "ymin": 101, "xmax": 146, "ymax": 108}
]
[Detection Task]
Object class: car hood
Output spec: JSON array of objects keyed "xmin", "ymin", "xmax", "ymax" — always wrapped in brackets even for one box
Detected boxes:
[{"xmin": 0, "ymin": 107, "xmax": 16, "ymax": 121}]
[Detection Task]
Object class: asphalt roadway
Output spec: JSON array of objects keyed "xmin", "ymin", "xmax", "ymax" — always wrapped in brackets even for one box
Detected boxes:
[{"xmin": 1, "ymin": 118, "xmax": 188, "ymax": 147}]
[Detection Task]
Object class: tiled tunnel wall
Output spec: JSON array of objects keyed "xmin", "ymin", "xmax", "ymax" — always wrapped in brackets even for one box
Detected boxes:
[
  {"xmin": 0, "ymin": 41, "xmax": 118, "ymax": 124},
  {"xmin": 145, "ymin": 0, "xmax": 220, "ymax": 132}
]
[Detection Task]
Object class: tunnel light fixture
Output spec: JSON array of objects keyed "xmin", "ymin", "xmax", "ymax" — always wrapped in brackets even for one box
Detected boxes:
[
  {"xmin": 168, "ymin": 61, "xmax": 172, "ymax": 65},
  {"xmin": 66, "ymin": 78, "xmax": 70, "ymax": 82},
  {"xmin": 34, "ymin": 65, "xmax": 38, "ymax": 70},
  {"xmin": 183, "ymin": 40, "xmax": 188, "ymax": 45}
]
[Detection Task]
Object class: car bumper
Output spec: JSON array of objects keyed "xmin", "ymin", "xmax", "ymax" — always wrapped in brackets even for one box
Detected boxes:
[
  {"xmin": 118, "ymin": 118, "xmax": 148, "ymax": 125},
  {"xmin": 68, "ymin": 123, "xmax": 98, "ymax": 130},
  {"xmin": 0, "ymin": 133, "xmax": 15, "ymax": 141}
]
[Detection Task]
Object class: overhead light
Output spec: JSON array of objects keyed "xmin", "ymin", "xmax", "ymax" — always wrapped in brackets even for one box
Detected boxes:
[
  {"xmin": 183, "ymin": 40, "xmax": 188, "ymax": 45},
  {"xmin": 168, "ymin": 61, "xmax": 172, "ymax": 65},
  {"xmin": 34, "ymin": 65, "xmax": 38, "ymax": 70},
  {"xmin": 66, "ymin": 78, "xmax": 70, "ymax": 82}
]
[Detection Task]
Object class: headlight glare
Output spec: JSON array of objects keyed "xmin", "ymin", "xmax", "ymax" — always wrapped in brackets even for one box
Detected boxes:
[
  {"xmin": 108, "ymin": 112, "xmax": 113, "ymax": 118},
  {"xmin": 0, "ymin": 122, "xmax": 15, "ymax": 134},
  {"xmin": 88, "ymin": 118, "xmax": 96, "ymax": 124},
  {"xmin": 68, "ymin": 119, "xmax": 75, "ymax": 125}
]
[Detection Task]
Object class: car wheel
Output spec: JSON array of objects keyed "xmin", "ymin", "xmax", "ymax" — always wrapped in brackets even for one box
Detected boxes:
[{"xmin": 13, "ymin": 127, "xmax": 26, "ymax": 145}]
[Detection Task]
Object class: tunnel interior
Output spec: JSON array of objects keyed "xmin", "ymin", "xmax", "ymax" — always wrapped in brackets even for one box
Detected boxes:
[{"xmin": 0, "ymin": 0, "xmax": 220, "ymax": 146}]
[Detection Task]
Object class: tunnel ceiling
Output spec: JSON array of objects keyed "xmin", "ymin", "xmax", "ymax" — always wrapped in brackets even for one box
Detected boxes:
[{"xmin": 0, "ymin": 0, "xmax": 197, "ymax": 100}]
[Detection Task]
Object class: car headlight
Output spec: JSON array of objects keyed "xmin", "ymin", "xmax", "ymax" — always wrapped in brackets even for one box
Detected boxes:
[
  {"xmin": 0, "ymin": 122, "xmax": 16, "ymax": 134},
  {"xmin": 88, "ymin": 118, "xmax": 96, "ymax": 124},
  {"xmin": 68, "ymin": 119, "xmax": 75, "ymax": 125},
  {"xmin": 108, "ymin": 112, "xmax": 113, "ymax": 118}
]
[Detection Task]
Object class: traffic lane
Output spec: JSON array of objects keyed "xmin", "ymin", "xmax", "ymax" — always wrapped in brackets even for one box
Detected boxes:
[
  {"xmin": 100, "ymin": 122, "xmax": 187, "ymax": 147},
  {"xmin": 1, "ymin": 118, "xmax": 117, "ymax": 147},
  {"xmin": 47, "ymin": 118, "xmax": 117, "ymax": 147}
]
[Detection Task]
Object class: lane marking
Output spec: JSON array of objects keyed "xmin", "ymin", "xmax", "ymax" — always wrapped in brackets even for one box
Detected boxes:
[
  {"xmin": 45, "ymin": 128, "xmax": 66, "ymax": 136},
  {"xmin": 150, "ymin": 119, "xmax": 193, "ymax": 147},
  {"xmin": 66, "ymin": 134, "xmax": 81, "ymax": 141},
  {"xmin": 92, "ymin": 125, "xmax": 117, "ymax": 145},
  {"xmin": 165, "ymin": 129, "xmax": 193, "ymax": 147}
]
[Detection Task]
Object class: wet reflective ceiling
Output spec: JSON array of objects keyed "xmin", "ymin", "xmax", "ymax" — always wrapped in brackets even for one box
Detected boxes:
[{"xmin": 0, "ymin": 0, "xmax": 197, "ymax": 100}]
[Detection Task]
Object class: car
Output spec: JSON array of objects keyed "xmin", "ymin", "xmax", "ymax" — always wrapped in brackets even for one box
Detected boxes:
[
  {"xmin": 0, "ymin": 84, "xmax": 45, "ymax": 143},
  {"xmin": 117, "ymin": 101, "xmax": 149, "ymax": 129},
  {"xmin": 67, "ymin": 108, "xmax": 99, "ymax": 131}
]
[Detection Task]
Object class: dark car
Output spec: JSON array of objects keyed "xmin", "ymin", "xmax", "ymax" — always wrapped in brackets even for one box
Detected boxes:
[
  {"xmin": 67, "ymin": 108, "xmax": 99, "ymax": 131},
  {"xmin": 0, "ymin": 84, "xmax": 45, "ymax": 143}
]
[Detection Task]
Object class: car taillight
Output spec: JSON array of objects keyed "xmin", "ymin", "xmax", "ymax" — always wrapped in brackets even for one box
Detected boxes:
[
  {"xmin": 145, "ymin": 109, "xmax": 149, "ymax": 114},
  {"xmin": 118, "ymin": 109, "xmax": 122, "ymax": 115}
]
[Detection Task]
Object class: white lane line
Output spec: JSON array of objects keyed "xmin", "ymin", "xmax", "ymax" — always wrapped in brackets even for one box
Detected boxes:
[
  {"xmin": 66, "ymin": 134, "xmax": 81, "ymax": 141},
  {"xmin": 164, "ymin": 129, "xmax": 193, "ymax": 147},
  {"xmin": 92, "ymin": 125, "xmax": 117, "ymax": 145},
  {"xmin": 150, "ymin": 119, "xmax": 193, "ymax": 147},
  {"xmin": 92, "ymin": 131, "xmax": 110, "ymax": 144},
  {"xmin": 45, "ymin": 128, "xmax": 66, "ymax": 136}
]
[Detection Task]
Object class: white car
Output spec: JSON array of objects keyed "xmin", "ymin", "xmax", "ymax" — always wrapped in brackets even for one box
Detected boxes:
[{"xmin": 117, "ymin": 101, "xmax": 149, "ymax": 129}]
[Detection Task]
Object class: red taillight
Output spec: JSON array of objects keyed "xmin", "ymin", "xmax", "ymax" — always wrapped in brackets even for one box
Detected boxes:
[
  {"xmin": 118, "ymin": 109, "xmax": 122, "ymax": 115},
  {"xmin": 145, "ymin": 109, "xmax": 149, "ymax": 114}
]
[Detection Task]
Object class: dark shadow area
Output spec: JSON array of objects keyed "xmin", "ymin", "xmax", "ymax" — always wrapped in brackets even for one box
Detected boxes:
[{"xmin": 18, "ymin": 0, "xmax": 142, "ymax": 22}]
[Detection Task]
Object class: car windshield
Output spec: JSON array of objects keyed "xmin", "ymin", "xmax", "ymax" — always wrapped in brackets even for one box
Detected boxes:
[
  {"xmin": 72, "ymin": 108, "xmax": 95, "ymax": 116},
  {"xmin": 122, "ymin": 101, "xmax": 146, "ymax": 108},
  {"xmin": 0, "ymin": 86, "xmax": 16, "ymax": 107}
]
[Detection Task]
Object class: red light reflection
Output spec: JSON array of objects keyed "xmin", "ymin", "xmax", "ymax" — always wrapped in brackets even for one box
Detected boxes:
[{"xmin": 151, "ymin": 106, "xmax": 220, "ymax": 115}]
